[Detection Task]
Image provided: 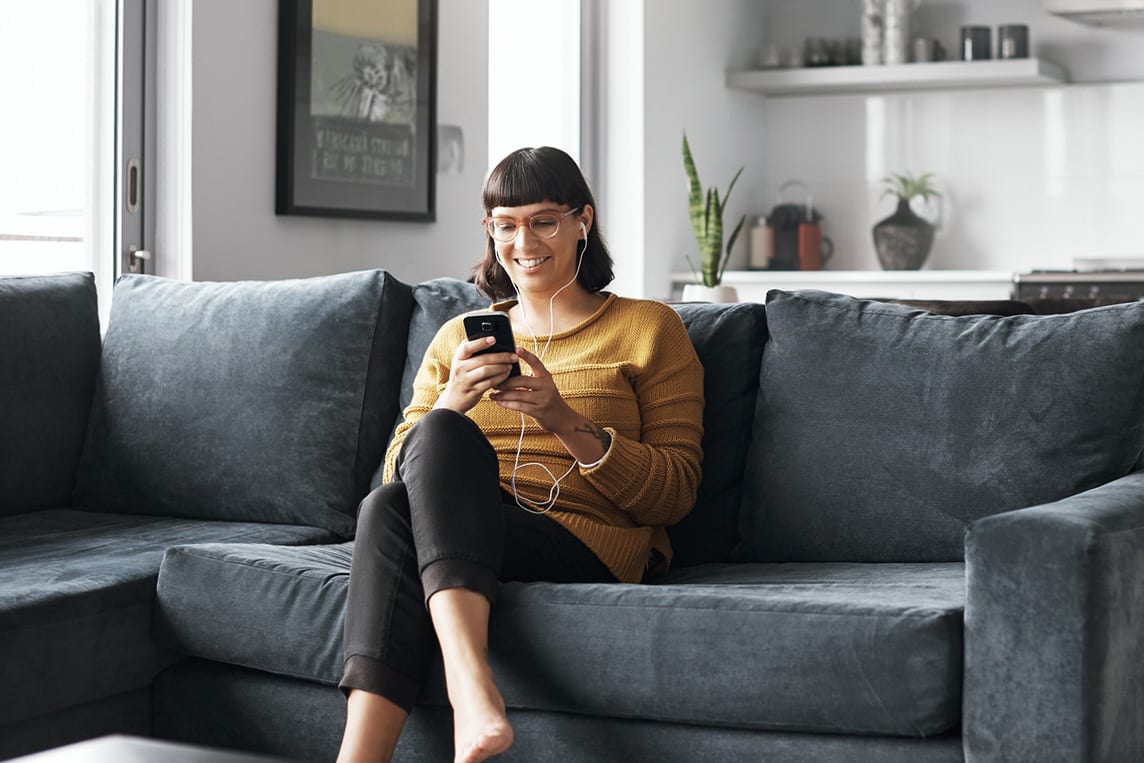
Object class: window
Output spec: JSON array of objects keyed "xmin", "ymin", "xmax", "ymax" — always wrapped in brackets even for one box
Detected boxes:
[
  {"xmin": 487, "ymin": 0, "xmax": 581, "ymax": 168},
  {"xmin": 0, "ymin": 0, "xmax": 149, "ymax": 319}
]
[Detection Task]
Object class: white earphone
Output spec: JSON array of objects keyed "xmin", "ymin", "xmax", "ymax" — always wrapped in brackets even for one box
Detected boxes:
[{"xmin": 580, "ymin": 221, "xmax": 587, "ymax": 238}]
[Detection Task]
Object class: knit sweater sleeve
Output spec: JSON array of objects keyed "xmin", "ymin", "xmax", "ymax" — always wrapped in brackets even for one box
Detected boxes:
[
  {"xmin": 381, "ymin": 319, "xmax": 463, "ymax": 483},
  {"xmin": 579, "ymin": 303, "xmax": 704, "ymax": 527}
]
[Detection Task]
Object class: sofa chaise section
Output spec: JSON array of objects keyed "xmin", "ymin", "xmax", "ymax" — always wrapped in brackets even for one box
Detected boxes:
[
  {"xmin": 0, "ymin": 509, "xmax": 331, "ymax": 757},
  {"xmin": 0, "ymin": 269, "xmax": 416, "ymax": 759}
]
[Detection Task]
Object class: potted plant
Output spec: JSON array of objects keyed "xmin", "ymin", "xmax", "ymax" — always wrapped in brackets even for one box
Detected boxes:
[
  {"xmin": 873, "ymin": 171, "xmax": 940, "ymax": 270},
  {"xmin": 682, "ymin": 132, "xmax": 745, "ymax": 302}
]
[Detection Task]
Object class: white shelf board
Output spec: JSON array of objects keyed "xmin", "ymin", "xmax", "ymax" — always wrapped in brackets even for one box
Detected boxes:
[{"xmin": 726, "ymin": 59, "xmax": 1069, "ymax": 96}]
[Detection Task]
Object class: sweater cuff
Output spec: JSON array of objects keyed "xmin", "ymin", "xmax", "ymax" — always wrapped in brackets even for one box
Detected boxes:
[{"xmin": 578, "ymin": 427, "xmax": 617, "ymax": 471}]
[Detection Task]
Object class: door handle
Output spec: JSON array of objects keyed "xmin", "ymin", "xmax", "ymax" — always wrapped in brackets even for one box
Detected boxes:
[{"xmin": 127, "ymin": 244, "xmax": 152, "ymax": 274}]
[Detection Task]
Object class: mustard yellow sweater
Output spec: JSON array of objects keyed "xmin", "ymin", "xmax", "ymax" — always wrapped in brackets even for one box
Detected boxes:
[{"xmin": 383, "ymin": 294, "xmax": 704, "ymax": 583}]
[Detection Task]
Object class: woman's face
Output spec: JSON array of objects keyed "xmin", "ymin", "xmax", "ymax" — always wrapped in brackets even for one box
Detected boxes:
[{"xmin": 488, "ymin": 201, "xmax": 588, "ymax": 296}]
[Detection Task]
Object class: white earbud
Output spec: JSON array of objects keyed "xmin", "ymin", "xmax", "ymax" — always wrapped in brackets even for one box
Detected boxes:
[{"xmin": 579, "ymin": 222, "xmax": 587, "ymax": 238}]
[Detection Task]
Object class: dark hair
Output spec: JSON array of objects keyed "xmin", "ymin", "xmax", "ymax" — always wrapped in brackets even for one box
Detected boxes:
[{"xmin": 474, "ymin": 146, "xmax": 614, "ymax": 300}]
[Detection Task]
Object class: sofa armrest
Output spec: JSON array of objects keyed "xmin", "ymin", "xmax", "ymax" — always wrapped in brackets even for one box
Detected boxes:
[{"xmin": 964, "ymin": 470, "xmax": 1144, "ymax": 762}]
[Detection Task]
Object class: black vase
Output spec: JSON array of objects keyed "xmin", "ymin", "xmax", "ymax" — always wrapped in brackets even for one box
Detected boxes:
[{"xmin": 873, "ymin": 199, "xmax": 935, "ymax": 270}]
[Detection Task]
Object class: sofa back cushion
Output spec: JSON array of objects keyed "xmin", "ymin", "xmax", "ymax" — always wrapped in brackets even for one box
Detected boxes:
[
  {"xmin": 74, "ymin": 271, "xmax": 412, "ymax": 537},
  {"xmin": 668, "ymin": 302, "xmax": 768, "ymax": 565},
  {"xmin": 738, "ymin": 289, "xmax": 1144, "ymax": 562},
  {"xmin": 0, "ymin": 273, "xmax": 101, "ymax": 515},
  {"xmin": 367, "ymin": 278, "xmax": 488, "ymax": 489},
  {"xmin": 399, "ymin": 278, "xmax": 489, "ymax": 413}
]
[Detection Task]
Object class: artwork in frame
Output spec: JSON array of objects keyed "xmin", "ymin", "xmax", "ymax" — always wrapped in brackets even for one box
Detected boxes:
[{"xmin": 276, "ymin": 0, "xmax": 437, "ymax": 221}]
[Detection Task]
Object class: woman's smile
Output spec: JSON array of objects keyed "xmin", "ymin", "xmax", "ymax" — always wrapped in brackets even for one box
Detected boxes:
[{"xmin": 514, "ymin": 255, "xmax": 551, "ymax": 272}]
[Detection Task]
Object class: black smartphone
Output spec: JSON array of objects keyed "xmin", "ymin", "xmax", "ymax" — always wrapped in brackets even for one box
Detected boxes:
[{"xmin": 462, "ymin": 313, "xmax": 521, "ymax": 378}]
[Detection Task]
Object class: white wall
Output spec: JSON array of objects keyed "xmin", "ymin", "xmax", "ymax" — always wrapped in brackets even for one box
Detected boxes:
[
  {"xmin": 754, "ymin": 0, "xmax": 1144, "ymax": 272},
  {"xmin": 184, "ymin": 0, "xmax": 1144, "ymax": 289},
  {"xmin": 590, "ymin": 0, "xmax": 771, "ymax": 299},
  {"xmin": 640, "ymin": 0, "xmax": 771, "ymax": 296},
  {"xmin": 190, "ymin": 0, "xmax": 489, "ymax": 284}
]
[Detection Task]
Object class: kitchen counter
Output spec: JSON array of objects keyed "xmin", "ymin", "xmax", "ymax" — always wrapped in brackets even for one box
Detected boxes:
[{"xmin": 671, "ymin": 270, "xmax": 1016, "ymax": 302}]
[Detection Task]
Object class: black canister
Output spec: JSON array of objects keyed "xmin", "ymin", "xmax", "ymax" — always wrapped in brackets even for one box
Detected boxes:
[
  {"xmin": 960, "ymin": 26, "xmax": 991, "ymax": 61},
  {"xmin": 998, "ymin": 25, "xmax": 1029, "ymax": 59}
]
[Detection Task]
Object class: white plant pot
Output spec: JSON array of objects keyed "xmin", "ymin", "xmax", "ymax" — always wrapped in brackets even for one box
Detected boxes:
[{"xmin": 681, "ymin": 284, "xmax": 739, "ymax": 303}]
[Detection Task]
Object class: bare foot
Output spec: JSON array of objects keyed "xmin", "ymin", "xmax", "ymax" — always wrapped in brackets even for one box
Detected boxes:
[{"xmin": 452, "ymin": 678, "xmax": 514, "ymax": 763}]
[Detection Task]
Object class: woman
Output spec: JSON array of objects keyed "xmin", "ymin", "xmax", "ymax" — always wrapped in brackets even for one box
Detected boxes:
[{"xmin": 337, "ymin": 147, "xmax": 704, "ymax": 763}]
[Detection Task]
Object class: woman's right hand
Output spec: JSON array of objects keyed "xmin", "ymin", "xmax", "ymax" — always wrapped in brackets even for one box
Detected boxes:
[{"xmin": 434, "ymin": 336, "xmax": 520, "ymax": 413}]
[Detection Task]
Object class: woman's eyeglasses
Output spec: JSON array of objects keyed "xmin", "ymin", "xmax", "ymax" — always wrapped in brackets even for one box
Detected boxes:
[{"xmin": 482, "ymin": 208, "xmax": 580, "ymax": 243}]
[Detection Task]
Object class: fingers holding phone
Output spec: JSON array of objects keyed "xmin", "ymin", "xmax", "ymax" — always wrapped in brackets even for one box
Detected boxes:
[
  {"xmin": 463, "ymin": 313, "xmax": 522, "ymax": 378},
  {"xmin": 436, "ymin": 314, "xmax": 522, "ymax": 413}
]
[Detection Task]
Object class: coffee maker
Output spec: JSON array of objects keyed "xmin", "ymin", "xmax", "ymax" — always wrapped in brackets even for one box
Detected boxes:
[{"xmin": 751, "ymin": 180, "xmax": 834, "ymax": 271}]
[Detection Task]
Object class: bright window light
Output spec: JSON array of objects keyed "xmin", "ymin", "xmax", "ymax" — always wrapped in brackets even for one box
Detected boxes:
[{"xmin": 487, "ymin": 0, "xmax": 580, "ymax": 169}]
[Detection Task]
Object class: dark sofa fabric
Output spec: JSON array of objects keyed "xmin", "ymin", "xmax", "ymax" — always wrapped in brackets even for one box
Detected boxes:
[
  {"xmin": 155, "ymin": 538, "xmax": 964, "ymax": 738},
  {"xmin": 382, "ymin": 278, "xmax": 771, "ymax": 566},
  {"xmin": 73, "ymin": 271, "xmax": 413, "ymax": 537},
  {"xmin": 155, "ymin": 542, "xmax": 354, "ymax": 686},
  {"xmin": 10, "ymin": 269, "xmax": 1144, "ymax": 762},
  {"xmin": 0, "ymin": 509, "xmax": 332, "ymax": 727},
  {"xmin": 0, "ymin": 689, "xmax": 151, "ymax": 761},
  {"xmin": 667, "ymin": 302, "xmax": 768, "ymax": 565},
  {"xmin": 0, "ymin": 272, "xmax": 100, "ymax": 516},
  {"xmin": 398, "ymin": 278, "xmax": 491, "ymax": 412},
  {"xmin": 740, "ymin": 289, "xmax": 1144, "ymax": 562},
  {"xmin": 964, "ymin": 470, "xmax": 1144, "ymax": 762},
  {"xmin": 153, "ymin": 661, "xmax": 964, "ymax": 763},
  {"xmin": 373, "ymin": 277, "xmax": 491, "ymax": 486}
]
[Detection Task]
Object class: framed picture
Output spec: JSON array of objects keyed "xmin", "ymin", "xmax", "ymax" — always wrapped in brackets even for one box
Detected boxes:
[{"xmin": 276, "ymin": 0, "xmax": 437, "ymax": 221}]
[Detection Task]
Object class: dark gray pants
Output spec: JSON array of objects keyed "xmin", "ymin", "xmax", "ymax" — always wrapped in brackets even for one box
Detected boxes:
[{"xmin": 340, "ymin": 408, "xmax": 615, "ymax": 712}]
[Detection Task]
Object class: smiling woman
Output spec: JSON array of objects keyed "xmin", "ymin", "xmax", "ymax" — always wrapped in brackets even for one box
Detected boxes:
[{"xmin": 335, "ymin": 145, "xmax": 705, "ymax": 763}]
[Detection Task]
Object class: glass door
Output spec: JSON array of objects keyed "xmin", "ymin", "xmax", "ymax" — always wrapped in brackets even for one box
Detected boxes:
[{"xmin": 0, "ymin": 0, "xmax": 147, "ymax": 319}]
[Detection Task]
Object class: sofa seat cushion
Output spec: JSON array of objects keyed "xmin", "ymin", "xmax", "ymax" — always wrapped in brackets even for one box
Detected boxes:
[
  {"xmin": 154, "ymin": 542, "xmax": 963, "ymax": 737},
  {"xmin": 0, "ymin": 509, "xmax": 333, "ymax": 725},
  {"xmin": 155, "ymin": 542, "xmax": 355, "ymax": 686}
]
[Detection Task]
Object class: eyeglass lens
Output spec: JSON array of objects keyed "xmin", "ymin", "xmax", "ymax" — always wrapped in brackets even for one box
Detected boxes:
[{"xmin": 486, "ymin": 213, "xmax": 565, "ymax": 242}]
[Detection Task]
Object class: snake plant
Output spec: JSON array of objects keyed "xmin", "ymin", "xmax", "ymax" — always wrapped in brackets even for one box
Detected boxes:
[{"xmin": 683, "ymin": 132, "xmax": 745, "ymax": 288}]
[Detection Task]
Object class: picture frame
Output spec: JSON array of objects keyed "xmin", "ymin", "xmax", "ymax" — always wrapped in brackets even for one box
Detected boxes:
[{"xmin": 276, "ymin": 0, "xmax": 437, "ymax": 221}]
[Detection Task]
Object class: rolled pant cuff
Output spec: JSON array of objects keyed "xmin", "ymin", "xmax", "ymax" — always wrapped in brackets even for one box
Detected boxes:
[
  {"xmin": 339, "ymin": 654, "xmax": 421, "ymax": 714},
  {"xmin": 422, "ymin": 557, "xmax": 498, "ymax": 606}
]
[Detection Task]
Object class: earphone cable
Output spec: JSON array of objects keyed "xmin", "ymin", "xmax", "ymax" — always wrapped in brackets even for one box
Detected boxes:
[{"xmin": 500, "ymin": 235, "xmax": 588, "ymax": 514}]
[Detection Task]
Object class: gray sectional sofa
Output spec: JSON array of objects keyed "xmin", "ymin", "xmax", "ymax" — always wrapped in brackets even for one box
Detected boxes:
[{"xmin": 2, "ymin": 269, "xmax": 1143, "ymax": 762}]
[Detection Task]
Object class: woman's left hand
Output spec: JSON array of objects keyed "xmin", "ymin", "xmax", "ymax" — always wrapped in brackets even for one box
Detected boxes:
[{"xmin": 489, "ymin": 346, "xmax": 575, "ymax": 435}]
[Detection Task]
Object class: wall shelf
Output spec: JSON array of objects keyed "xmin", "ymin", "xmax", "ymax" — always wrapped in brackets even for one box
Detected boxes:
[{"xmin": 726, "ymin": 58, "xmax": 1069, "ymax": 97}]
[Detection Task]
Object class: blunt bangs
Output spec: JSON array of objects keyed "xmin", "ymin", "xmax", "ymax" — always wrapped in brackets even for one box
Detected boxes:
[{"xmin": 482, "ymin": 148, "xmax": 582, "ymax": 212}]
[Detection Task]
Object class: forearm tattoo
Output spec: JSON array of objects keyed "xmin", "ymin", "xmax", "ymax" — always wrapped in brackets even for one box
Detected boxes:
[{"xmin": 576, "ymin": 421, "xmax": 612, "ymax": 454}]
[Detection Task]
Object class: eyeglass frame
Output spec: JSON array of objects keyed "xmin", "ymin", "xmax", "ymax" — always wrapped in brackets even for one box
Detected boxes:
[{"xmin": 481, "ymin": 207, "xmax": 582, "ymax": 243}]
